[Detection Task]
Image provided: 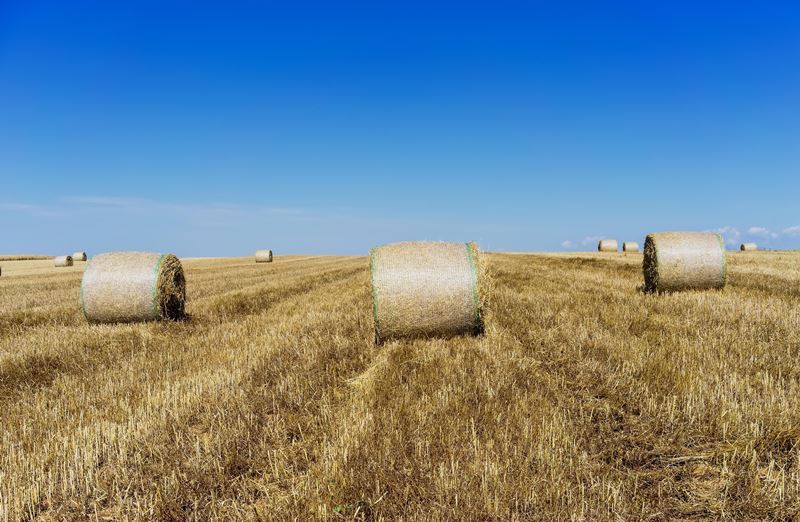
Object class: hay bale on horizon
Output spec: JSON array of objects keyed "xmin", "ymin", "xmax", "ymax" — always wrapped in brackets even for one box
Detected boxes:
[
  {"xmin": 598, "ymin": 239, "xmax": 618, "ymax": 253},
  {"xmin": 370, "ymin": 241, "xmax": 485, "ymax": 343},
  {"xmin": 740, "ymin": 243, "xmax": 758, "ymax": 252},
  {"xmin": 623, "ymin": 242, "xmax": 640, "ymax": 253},
  {"xmin": 255, "ymin": 249, "xmax": 273, "ymax": 263},
  {"xmin": 72, "ymin": 251, "xmax": 88, "ymax": 261},
  {"xmin": 643, "ymin": 232, "xmax": 726, "ymax": 293},
  {"xmin": 80, "ymin": 252, "xmax": 186, "ymax": 323},
  {"xmin": 54, "ymin": 255, "xmax": 73, "ymax": 267}
]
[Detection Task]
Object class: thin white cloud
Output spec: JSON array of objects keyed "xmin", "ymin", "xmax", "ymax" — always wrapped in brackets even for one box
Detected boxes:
[
  {"xmin": 580, "ymin": 235, "xmax": 605, "ymax": 247},
  {"xmin": 783, "ymin": 226, "xmax": 800, "ymax": 237},
  {"xmin": 712, "ymin": 226, "xmax": 741, "ymax": 246},
  {"xmin": 63, "ymin": 196, "xmax": 305, "ymax": 218},
  {"xmin": 747, "ymin": 226, "xmax": 779, "ymax": 240},
  {"xmin": 560, "ymin": 240, "xmax": 574, "ymax": 249},
  {"xmin": 0, "ymin": 202, "xmax": 66, "ymax": 217}
]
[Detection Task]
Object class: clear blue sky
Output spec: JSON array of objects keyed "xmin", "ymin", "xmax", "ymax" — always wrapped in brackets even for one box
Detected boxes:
[{"xmin": 1, "ymin": 1, "xmax": 798, "ymax": 255}]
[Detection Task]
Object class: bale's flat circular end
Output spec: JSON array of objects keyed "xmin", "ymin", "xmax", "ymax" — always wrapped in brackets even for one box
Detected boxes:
[
  {"xmin": 598, "ymin": 240, "xmax": 618, "ymax": 253},
  {"xmin": 643, "ymin": 232, "xmax": 726, "ymax": 293},
  {"xmin": 80, "ymin": 252, "xmax": 186, "ymax": 323},
  {"xmin": 255, "ymin": 249, "xmax": 273, "ymax": 263},
  {"xmin": 54, "ymin": 255, "xmax": 73, "ymax": 267},
  {"xmin": 740, "ymin": 243, "xmax": 758, "ymax": 252},
  {"xmin": 72, "ymin": 251, "xmax": 88, "ymax": 261},
  {"xmin": 371, "ymin": 241, "xmax": 484, "ymax": 343},
  {"xmin": 623, "ymin": 242, "xmax": 640, "ymax": 253}
]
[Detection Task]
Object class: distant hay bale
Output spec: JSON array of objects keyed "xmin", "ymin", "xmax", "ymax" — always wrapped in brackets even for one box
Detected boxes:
[
  {"xmin": 80, "ymin": 252, "xmax": 186, "ymax": 323},
  {"xmin": 54, "ymin": 255, "xmax": 73, "ymax": 267},
  {"xmin": 255, "ymin": 250, "xmax": 273, "ymax": 263},
  {"xmin": 623, "ymin": 242, "xmax": 640, "ymax": 253},
  {"xmin": 643, "ymin": 232, "xmax": 726, "ymax": 293},
  {"xmin": 370, "ymin": 241, "xmax": 484, "ymax": 343},
  {"xmin": 740, "ymin": 243, "xmax": 758, "ymax": 252},
  {"xmin": 598, "ymin": 239, "xmax": 618, "ymax": 253},
  {"xmin": 72, "ymin": 251, "xmax": 87, "ymax": 261}
]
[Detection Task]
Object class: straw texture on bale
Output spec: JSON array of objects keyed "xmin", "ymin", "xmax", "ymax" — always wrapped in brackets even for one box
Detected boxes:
[
  {"xmin": 80, "ymin": 252, "xmax": 186, "ymax": 323},
  {"xmin": 54, "ymin": 255, "xmax": 73, "ymax": 267},
  {"xmin": 643, "ymin": 232, "xmax": 726, "ymax": 293},
  {"xmin": 740, "ymin": 243, "xmax": 758, "ymax": 252},
  {"xmin": 598, "ymin": 239, "xmax": 618, "ymax": 252},
  {"xmin": 623, "ymin": 242, "xmax": 640, "ymax": 253},
  {"xmin": 370, "ymin": 241, "xmax": 484, "ymax": 343},
  {"xmin": 72, "ymin": 251, "xmax": 88, "ymax": 261},
  {"xmin": 255, "ymin": 250, "xmax": 273, "ymax": 263}
]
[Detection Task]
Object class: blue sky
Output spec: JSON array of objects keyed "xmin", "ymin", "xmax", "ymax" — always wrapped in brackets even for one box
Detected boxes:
[{"xmin": 1, "ymin": 2, "xmax": 798, "ymax": 255}]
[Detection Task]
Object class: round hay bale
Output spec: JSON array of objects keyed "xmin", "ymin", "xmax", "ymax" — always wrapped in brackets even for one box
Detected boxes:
[
  {"xmin": 370, "ymin": 241, "xmax": 484, "ymax": 343},
  {"xmin": 598, "ymin": 239, "xmax": 618, "ymax": 253},
  {"xmin": 740, "ymin": 243, "xmax": 758, "ymax": 252},
  {"xmin": 255, "ymin": 249, "xmax": 273, "ymax": 263},
  {"xmin": 643, "ymin": 232, "xmax": 726, "ymax": 293},
  {"xmin": 72, "ymin": 251, "xmax": 88, "ymax": 261},
  {"xmin": 54, "ymin": 255, "xmax": 73, "ymax": 267},
  {"xmin": 80, "ymin": 252, "xmax": 186, "ymax": 323},
  {"xmin": 623, "ymin": 242, "xmax": 640, "ymax": 253}
]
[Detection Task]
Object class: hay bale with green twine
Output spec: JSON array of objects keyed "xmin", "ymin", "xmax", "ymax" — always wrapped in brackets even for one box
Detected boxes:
[
  {"xmin": 740, "ymin": 243, "xmax": 758, "ymax": 252},
  {"xmin": 80, "ymin": 252, "xmax": 186, "ymax": 323},
  {"xmin": 370, "ymin": 241, "xmax": 484, "ymax": 343},
  {"xmin": 255, "ymin": 249, "xmax": 273, "ymax": 263},
  {"xmin": 54, "ymin": 255, "xmax": 73, "ymax": 267},
  {"xmin": 623, "ymin": 242, "xmax": 639, "ymax": 253},
  {"xmin": 72, "ymin": 251, "xmax": 88, "ymax": 261},
  {"xmin": 643, "ymin": 232, "xmax": 726, "ymax": 293},
  {"xmin": 598, "ymin": 239, "xmax": 618, "ymax": 253}
]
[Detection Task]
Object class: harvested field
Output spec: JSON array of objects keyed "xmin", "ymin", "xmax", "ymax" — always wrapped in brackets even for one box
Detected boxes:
[
  {"xmin": 1, "ymin": 252, "xmax": 799, "ymax": 520},
  {"xmin": 0, "ymin": 256, "xmax": 52, "ymax": 261}
]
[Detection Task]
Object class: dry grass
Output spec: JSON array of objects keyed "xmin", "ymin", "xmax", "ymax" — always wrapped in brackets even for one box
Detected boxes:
[
  {"xmin": 1, "ymin": 252, "xmax": 799, "ymax": 520},
  {"xmin": 0, "ymin": 256, "xmax": 53, "ymax": 261}
]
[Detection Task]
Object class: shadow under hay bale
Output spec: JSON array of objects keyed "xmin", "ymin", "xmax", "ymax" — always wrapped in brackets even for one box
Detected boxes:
[
  {"xmin": 598, "ymin": 239, "xmax": 618, "ymax": 252},
  {"xmin": 370, "ymin": 241, "xmax": 485, "ymax": 343},
  {"xmin": 623, "ymin": 242, "xmax": 640, "ymax": 253},
  {"xmin": 54, "ymin": 255, "xmax": 73, "ymax": 267},
  {"xmin": 643, "ymin": 232, "xmax": 726, "ymax": 293},
  {"xmin": 72, "ymin": 251, "xmax": 88, "ymax": 261},
  {"xmin": 255, "ymin": 249, "xmax": 273, "ymax": 263},
  {"xmin": 80, "ymin": 252, "xmax": 186, "ymax": 323},
  {"xmin": 740, "ymin": 243, "xmax": 758, "ymax": 252}
]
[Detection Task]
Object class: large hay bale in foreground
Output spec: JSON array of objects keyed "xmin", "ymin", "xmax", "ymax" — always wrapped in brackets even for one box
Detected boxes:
[
  {"xmin": 54, "ymin": 255, "xmax": 73, "ymax": 267},
  {"xmin": 643, "ymin": 232, "xmax": 726, "ymax": 292},
  {"xmin": 598, "ymin": 239, "xmax": 618, "ymax": 252},
  {"xmin": 80, "ymin": 252, "xmax": 186, "ymax": 323},
  {"xmin": 623, "ymin": 242, "xmax": 640, "ymax": 253},
  {"xmin": 370, "ymin": 241, "xmax": 484, "ymax": 343},
  {"xmin": 740, "ymin": 243, "xmax": 758, "ymax": 252},
  {"xmin": 255, "ymin": 249, "xmax": 273, "ymax": 263},
  {"xmin": 72, "ymin": 251, "xmax": 88, "ymax": 261}
]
